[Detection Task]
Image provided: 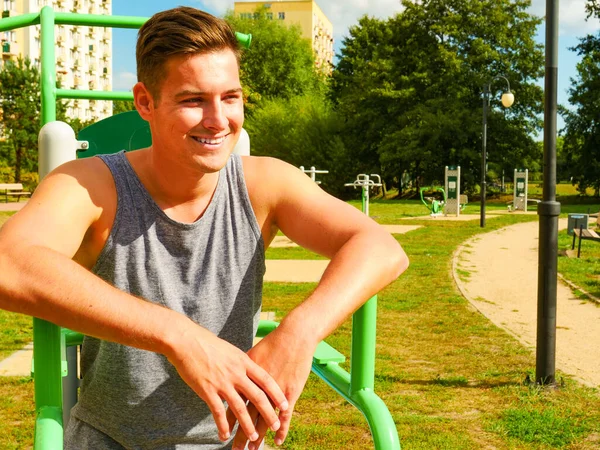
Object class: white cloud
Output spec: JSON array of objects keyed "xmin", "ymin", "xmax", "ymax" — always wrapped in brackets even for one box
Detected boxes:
[
  {"xmin": 529, "ymin": 0, "xmax": 600, "ymax": 36},
  {"xmin": 113, "ymin": 71, "xmax": 137, "ymax": 91},
  {"xmin": 193, "ymin": 0, "xmax": 231, "ymax": 16},
  {"xmin": 317, "ymin": 0, "xmax": 404, "ymax": 45}
]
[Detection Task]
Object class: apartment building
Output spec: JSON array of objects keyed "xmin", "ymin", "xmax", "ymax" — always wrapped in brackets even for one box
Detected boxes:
[
  {"xmin": 233, "ymin": 0, "xmax": 333, "ymax": 74},
  {"xmin": 1, "ymin": 0, "xmax": 113, "ymax": 121}
]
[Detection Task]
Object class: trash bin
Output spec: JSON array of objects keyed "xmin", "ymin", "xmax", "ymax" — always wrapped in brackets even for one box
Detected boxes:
[{"xmin": 567, "ymin": 214, "xmax": 589, "ymax": 236}]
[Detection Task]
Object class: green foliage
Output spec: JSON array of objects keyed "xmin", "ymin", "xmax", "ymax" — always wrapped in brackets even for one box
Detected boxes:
[
  {"xmin": 561, "ymin": 6, "xmax": 600, "ymax": 196},
  {"xmin": 331, "ymin": 0, "xmax": 544, "ymax": 195},
  {"xmin": 0, "ymin": 58, "xmax": 69, "ymax": 182},
  {"xmin": 112, "ymin": 100, "xmax": 136, "ymax": 115},
  {"xmin": 225, "ymin": 7, "xmax": 327, "ymax": 114},
  {"xmin": 0, "ymin": 58, "xmax": 41, "ymax": 181},
  {"xmin": 244, "ymin": 94, "xmax": 353, "ymax": 197}
]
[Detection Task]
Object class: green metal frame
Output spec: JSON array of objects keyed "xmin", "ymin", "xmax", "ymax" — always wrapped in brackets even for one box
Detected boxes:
[
  {"xmin": 420, "ymin": 186, "xmax": 447, "ymax": 215},
  {"xmin": 0, "ymin": 7, "xmax": 400, "ymax": 449}
]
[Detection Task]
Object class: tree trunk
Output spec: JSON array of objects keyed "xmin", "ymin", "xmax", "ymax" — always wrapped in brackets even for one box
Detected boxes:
[{"xmin": 14, "ymin": 143, "xmax": 22, "ymax": 183}]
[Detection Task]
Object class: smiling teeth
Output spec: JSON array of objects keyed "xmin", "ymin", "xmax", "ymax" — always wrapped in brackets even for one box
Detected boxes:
[{"xmin": 195, "ymin": 136, "xmax": 225, "ymax": 145}]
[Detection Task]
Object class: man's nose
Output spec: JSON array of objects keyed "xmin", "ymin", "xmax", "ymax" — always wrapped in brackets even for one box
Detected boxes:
[{"xmin": 202, "ymin": 100, "xmax": 228, "ymax": 131}]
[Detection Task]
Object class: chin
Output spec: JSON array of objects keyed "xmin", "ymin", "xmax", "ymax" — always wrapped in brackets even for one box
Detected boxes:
[{"xmin": 192, "ymin": 151, "xmax": 233, "ymax": 174}]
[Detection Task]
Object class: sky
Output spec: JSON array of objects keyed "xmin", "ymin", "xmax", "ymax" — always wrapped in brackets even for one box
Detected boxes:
[{"xmin": 111, "ymin": 0, "xmax": 600, "ymax": 131}]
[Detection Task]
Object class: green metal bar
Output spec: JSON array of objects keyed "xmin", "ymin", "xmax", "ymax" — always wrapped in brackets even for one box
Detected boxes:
[
  {"xmin": 56, "ymin": 88, "xmax": 134, "ymax": 101},
  {"xmin": 32, "ymin": 319, "xmax": 63, "ymax": 430},
  {"xmin": 350, "ymin": 295, "xmax": 377, "ymax": 393},
  {"xmin": 34, "ymin": 9, "xmax": 64, "ymax": 446},
  {"xmin": 63, "ymin": 329, "xmax": 84, "ymax": 347},
  {"xmin": 312, "ymin": 363, "xmax": 400, "ymax": 449},
  {"xmin": 34, "ymin": 406, "xmax": 63, "ymax": 450},
  {"xmin": 54, "ymin": 12, "xmax": 146, "ymax": 28},
  {"xmin": 0, "ymin": 12, "xmax": 40, "ymax": 31},
  {"xmin": 40, "ymin": 7, "xmax": 56, "ymax": 125},
  {"xmin": 352, "ymin": 389, "xmax": 401, "ymax": 450}
]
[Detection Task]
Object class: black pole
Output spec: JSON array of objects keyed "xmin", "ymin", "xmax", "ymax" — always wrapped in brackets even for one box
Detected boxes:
[
  {"xmin": 481, "ymin": 84, "xmax": 489, "ymax": 228},
  {"xmin": 536, "ymin": 0, "xmax": 561, "ymax": 385}
]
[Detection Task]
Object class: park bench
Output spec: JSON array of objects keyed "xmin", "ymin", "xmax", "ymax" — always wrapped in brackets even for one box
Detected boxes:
[
  {"xmin": 0, "ymin": 183, "xmax": 31, "ymax": 202},
  {"xmin": 571, "ymin": 225, "xmax": 600, "ymax": 258}
]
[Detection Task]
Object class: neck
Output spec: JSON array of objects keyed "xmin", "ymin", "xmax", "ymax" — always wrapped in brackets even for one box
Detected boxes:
[{"xmin": 127, "ymin": 148, "xmax": 222, "ymax": 223}]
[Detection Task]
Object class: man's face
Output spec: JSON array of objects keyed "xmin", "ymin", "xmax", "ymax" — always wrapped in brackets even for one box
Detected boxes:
[{"xmin": 144, "ymin": 49, "xmax": 244, "ymax": 174}]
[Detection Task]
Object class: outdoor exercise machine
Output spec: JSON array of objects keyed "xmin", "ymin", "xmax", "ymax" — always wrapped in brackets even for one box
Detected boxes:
[
  {"xmin": 299, "ymin": 165, "xmax": 328, "ymax": 184},
  {"xmin": 1, "ymin": 7, "xmax": 401, "ymax": 449},
  {"xmin": 344, "ymin": 173, "xmax": 382, "ymax": 218},
  {"xmin": 513, "ymin": 168, "xmax": 529, "ymax": 211},
  {"xmin": 444, "ymin": 165, "xmax": 465, "ymax": 217},
  {"xmin": 420, "ymin": 186, "xmax": 446, "ymax": 216}
]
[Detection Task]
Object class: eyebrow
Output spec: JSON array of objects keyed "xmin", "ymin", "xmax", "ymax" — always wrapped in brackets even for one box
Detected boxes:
[{"xmin": 174, "ymin": 88, "xmax": 243, "ymax": 99}]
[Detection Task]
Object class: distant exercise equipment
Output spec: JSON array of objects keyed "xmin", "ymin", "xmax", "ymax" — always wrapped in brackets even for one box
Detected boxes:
[
  {"xmin": 513, "ymin": 169, "xmax": 528, "ymax": 211},
  {"xmin": 444, "ymin": 165, "xmax": 465, "ymax": 216},
  {"xmin": 300, "ymin": 166, "xmax": 328, "ymax": 184},
  {"xmin": 345, "ymin": 174, "xmax": 382, "ymax": 217},
  {"xmin": 420, "ymin": 186, "xmax": 446, "ymax": 216}
]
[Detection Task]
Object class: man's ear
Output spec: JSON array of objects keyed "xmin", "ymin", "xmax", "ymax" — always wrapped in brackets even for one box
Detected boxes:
[{"xmin": 133, "ymin": 82, "xmax": 154, "ymax": 120}]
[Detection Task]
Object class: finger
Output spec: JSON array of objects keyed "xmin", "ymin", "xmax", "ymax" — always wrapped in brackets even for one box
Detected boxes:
[
  {"xmin": 224, "ymin": 391, "xmax": 259, "ymax": 443},
  {"xmin": 205, "ymin": 392, "xmax": 231, "ymax": 442},
  {"xmin": 248, "ymin": 414, "xmax": 270, "ymax": 450},
  {"xmin": 239, "ymin": 380, "xmax": 281, "ymax": 432},
  {"xmin": 247, "ymin": 364, "xmax": 289, "ymax": 412},
  {"xmin": 274, "ymin": 403, "xmax": 294, "ymax": 446},
  {"xmin": 231, "ymin": 404, "xmax": 259, "ymax": 450},
  {"xmin": 226, "ymin": 406, "xmax": 237, "ymax": 434}
]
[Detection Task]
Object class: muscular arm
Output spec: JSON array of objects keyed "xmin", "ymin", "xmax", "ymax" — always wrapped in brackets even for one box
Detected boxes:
[
  {"xmin": 0, "ymin": 159, "xmax": 287, "ymax": 442},
  {"xmin": 237, "ymin": 157, "xmax": 408, "ymax": 448}
]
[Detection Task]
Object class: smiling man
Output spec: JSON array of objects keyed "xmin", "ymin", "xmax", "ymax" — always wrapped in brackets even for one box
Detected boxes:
[{"xmin": 0, "ymin": 6, "xmax": 408, "ymax": 450}]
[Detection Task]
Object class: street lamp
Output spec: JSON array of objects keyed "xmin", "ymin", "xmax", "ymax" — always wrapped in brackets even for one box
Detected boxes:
[{"xmin": 481, "ymin": 76, "xmax": 514, "ymax": 228}]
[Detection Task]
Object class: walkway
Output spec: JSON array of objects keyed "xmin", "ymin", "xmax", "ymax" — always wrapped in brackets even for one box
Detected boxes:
[{"xmin": 454, "ymin": 219, "xmax": 600, "ymax": 388}]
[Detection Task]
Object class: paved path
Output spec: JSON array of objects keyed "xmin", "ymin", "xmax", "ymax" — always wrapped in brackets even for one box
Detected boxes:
[{"xmin": 454, "ymin": 219, "xmax": 600, "ymax": 388}]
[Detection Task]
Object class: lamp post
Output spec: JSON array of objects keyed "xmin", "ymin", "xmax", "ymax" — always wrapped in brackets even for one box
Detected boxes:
[{"xmin": 480, "ymin": 77, "xmax": 515, "ymax": 228}]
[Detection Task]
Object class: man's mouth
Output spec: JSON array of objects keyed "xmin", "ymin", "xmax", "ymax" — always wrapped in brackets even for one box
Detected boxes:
[{"xmin": 191, "ymin": 135, "xmax": 227, "ymax": 145}]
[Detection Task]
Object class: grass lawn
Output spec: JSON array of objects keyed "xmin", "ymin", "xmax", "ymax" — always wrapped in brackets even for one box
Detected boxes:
[{"xmin": 1, "ymin": 200, "xmax": 600, "ymax": 449}]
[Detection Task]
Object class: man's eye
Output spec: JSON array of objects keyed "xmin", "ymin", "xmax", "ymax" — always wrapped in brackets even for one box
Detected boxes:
[{"xmin": 184, "ymin": 98, "xmax": 203, "ymax": 103}]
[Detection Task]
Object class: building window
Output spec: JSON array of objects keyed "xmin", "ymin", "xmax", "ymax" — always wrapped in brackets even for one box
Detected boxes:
[
  {"xmin": 278, "ymin": 12, "xmax": 285, "ymax": 19},
  {"xmin": 266, "ymin": 13, "xmax": 273, "ymax": 20}
]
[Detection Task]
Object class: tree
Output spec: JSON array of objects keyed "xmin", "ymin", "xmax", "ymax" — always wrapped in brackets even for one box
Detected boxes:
[
  {"xmin": 561, "ymin": 1, "xmax": 600, "ymax": 195},
  {"xmin": 331, "ymin": 0, "xmax": 544, "ymax": 195},
  {"xmin": 225, "ymin": 7, "xmax": 327, "ymax": 114},
  {"xmin": 244, "ymin": 94, "xmax": 354, "ymax": 197},
  {"xmin": 113, "ymin": 100, "xmax": 136, "ymax": 115},
  {"xmin": 0, "ymin": 58, "xmax": 42, "ymax": 181},
  {"xmin": 0, "ymin": 58, "xmax": 71, "ymax": 182}
]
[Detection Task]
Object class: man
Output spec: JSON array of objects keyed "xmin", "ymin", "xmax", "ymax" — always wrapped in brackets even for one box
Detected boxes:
[{"xmin": 0, "ymin": 6, "xmax": 408, "ymax": 450}]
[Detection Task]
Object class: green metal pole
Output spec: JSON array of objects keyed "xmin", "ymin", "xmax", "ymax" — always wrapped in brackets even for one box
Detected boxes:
[
  {"xmin": 34, "ymin": 406, "xmax": 63, "ymax": 450},
  {"xmin": 34, "ymin": 7, "xmax": 63, "ymax": 448},
  {"xmin": 40, "ymin": 6, "xmax": 56, "ymax": 124},
  {"xmin": 350, "ymin": 296, "xmax": 377, "ymax": 392},
  {"xmin": 350, "ymin": 184, "xmax": 377, "ymax": 393}
]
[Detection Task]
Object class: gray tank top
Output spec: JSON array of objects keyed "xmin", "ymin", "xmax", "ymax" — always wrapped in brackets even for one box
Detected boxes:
[{"xmin": 68, "ymin": 151, "xmax": 265, "ymax": 449}]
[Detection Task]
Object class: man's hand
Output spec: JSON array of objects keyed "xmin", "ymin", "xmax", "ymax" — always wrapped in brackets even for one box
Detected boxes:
[
  {"xmin": 227, "ymin": 323, "xmax": 317, "ymax": 449},
  {"xmin": 165, "ymin": 324, "xmax": 289, "ymax": 443}
]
